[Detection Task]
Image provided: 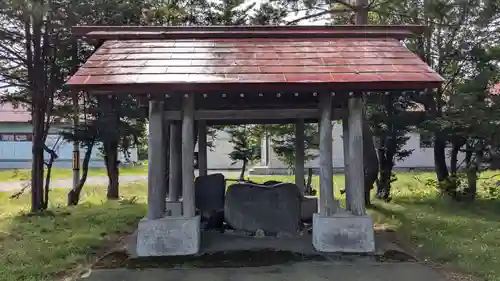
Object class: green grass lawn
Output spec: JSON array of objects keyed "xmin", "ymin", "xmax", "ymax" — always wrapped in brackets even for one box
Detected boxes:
[
  {"xmin": 0, "ymin": 165, "xmax": 148, "ymax": 182},
  {"xmin": 368, "ymin": 172, "xmax": 500, "ymax": 281},
  {"xmin": 0, "ymin": 172, "xmax": 500, "ymax": 281},
  {"xmin": 0, "ymin": 183, "xmax": 148, "ymax": 281}
]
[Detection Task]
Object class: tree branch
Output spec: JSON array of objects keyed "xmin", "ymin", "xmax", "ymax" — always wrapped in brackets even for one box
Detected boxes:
[
  {"xmin": 330, "ymin": 0, "xmax": 356, "ymax": 10},
  {"xmin": 286, "ymin": 7, "xmax": 351, "ymax": 25},
  {"xmin": 0, "ymin": 43, "xmax": 27, "ymax": 65}
]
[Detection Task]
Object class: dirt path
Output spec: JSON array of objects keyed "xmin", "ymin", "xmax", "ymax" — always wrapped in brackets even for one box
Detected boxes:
[
  {"xmin": 0, "ymin": 171, "xmax": 253, "ymax": 192},
  {"xmin": 0, "ymin": 175, "xmax": 148, "ymax": 192}
]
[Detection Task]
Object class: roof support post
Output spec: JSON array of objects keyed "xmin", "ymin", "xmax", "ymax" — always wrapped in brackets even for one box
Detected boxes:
[
  {"xmin": 318, "ymin": 93, "xmax": 336, "ymax": 216},
  {"xmin": 347, "ymin": 93, "xmax": 366, "ymax": 216},
  {"xmin": 163, "ymin": 119, "xmax": 171, "ymax": 199},
  {"xmin": 168, "ymin": 121, "xmax": 182, "ymax": 202},
  {"xmin": 198, "ymin": 120, "xmax": 208, "ymax": 177},
  {"xmin": 182, "ymin": 94, "xmax": 196, "ymax": 217},
  {"xmin": 147, "ymin": 100, "xmax": 167, "ymax": 220},
  {"xmin": 295, "ymin": 119, "xmax": 306, "ymax": 193},
  {"xmin": 342, "ymin": 114, "xmax": 351, "ymax": 211}
]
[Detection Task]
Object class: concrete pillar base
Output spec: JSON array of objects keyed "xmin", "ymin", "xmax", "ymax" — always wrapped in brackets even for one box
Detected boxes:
[
  {"xmin": 312, "ymin": 213, "xmax": 375, "ymax": 253},
  {"xmin": 136, "ymin": 215, "xmax": 201, "ymax": 256},
  {"xmin": 165, "ymin": 201, "xmax": 183, "ymax": 216}
]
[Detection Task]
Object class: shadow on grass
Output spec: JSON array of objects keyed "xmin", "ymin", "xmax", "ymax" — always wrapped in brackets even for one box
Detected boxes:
[
  {"xmin": 394, "ymin": 196, "xmax": 500, "ymax": 220},
  {"xmin": 0, "ymin": 185, "xmax": 147, "ymax": 281},
  {"xmin": 370, "ymin": 195, "xmax": 500, "ymax": 280}
]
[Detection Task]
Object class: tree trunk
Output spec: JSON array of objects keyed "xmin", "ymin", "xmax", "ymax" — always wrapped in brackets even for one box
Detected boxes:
[
  {"xmin": 465, "ymin": 164, "xmax": 477, "ymax": 201},
  {"xmin": 68, "ymin": 141, "xmax": 95, "ymax": 206},
  {"xmin": 42, "ymin": 144, "xmax": 58, "ymax": 209},
  {"xmin": 104, "ymin": 141, "xmax": 120, "ymax": 200},
  {"xmin": 31, "ymin": 109, "xmax": 45, "ymax": 212},
  {"xmin": 375, "ymin": 151, "xmax": 395, "ymax": 201},
  {"xmin": 240, "ymin": 160, "xmax": 247, "ymax": 181},
  {"xmin": 450, "ymin": 139, "xmax": 465, "ymax": 176},
  {"xmin": 450, "ymin": 145, "xmax": 459, "ymax": 176},
  {"xmin": 464, "ymin": 145, "xmax": 478, "ymax": 202},
  {"xmin": 375, "ymin": 136, "xmax": 386, "ymax": 198},
  {"xmin": 434, "ymin": 134, "xmax": 449, "ymax": 182},
  {"xmin": 98, "ymin": 97, "xmax": 120, "ymax": 200},
  {"xmin": 363, "ymin": 119, "xmax": 378, "ymax": 206},
  {"xmin": 43, "ymin": 160, "xmax": 53, "ymax": 210},
  {"xmin": 376, "ymin": 166, "xmax": 392, "ymax": 201}
]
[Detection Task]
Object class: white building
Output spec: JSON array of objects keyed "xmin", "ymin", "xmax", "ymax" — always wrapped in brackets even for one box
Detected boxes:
[
  {"xmin": 0, "ymin": 103, "xmax": 137, "ymax": 169},
  {"xmin": 0, "ymin": 101, "xmax": 460, "ymax": 172},
  {"xmin": 202, "ymin": 124, "xmax": 464, "ymax": 174}
]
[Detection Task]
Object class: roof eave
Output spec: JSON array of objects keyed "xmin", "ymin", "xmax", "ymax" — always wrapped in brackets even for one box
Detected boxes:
[
  {"xmin": 68, "ymin": 81, "xmax": 443, "ymax": 95},
  {"xmin": 72, "ymin": 25, "xmax": 427, "ymax": 41}
]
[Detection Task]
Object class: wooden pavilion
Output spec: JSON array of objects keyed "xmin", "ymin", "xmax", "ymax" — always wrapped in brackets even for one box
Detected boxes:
[{"xmin": 67, "ymin": 25, "xmax": 443, "ymax": 256}]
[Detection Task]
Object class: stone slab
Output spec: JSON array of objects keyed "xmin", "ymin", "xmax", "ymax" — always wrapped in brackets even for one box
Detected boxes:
[
  {"xmin": 195, "ymin": 173, "xmax": 225, "ymax": 212},
  {"xmin": 165, "ymin": 201, "xmax": 183, "ymax": 216},
  {"xmin": 312, "ymin": 213, "xmax": 375, "ymax": 253},
  {"xmin": 225, "ymin": 182, "xmax": 302, "ymax": 234},
  {"xmin": 301, "ymin": 196, "xmax": 317, "ymax": 221},
  {"xmin": 136, "ymin": 215, "xmax": 200, "ymax": 256}
]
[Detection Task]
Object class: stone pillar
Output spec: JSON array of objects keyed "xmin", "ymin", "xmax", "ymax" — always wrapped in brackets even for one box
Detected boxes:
[
  {"xmin": 342, "ymin": 115, "xmax": 352, "ymax": 212},
  {"xmin": 295, "ymin": 119, "xmax": 305, "ymax": 193},
  {"xmin": 312, "ymin": 94, "xmax": 375, "ymax": 253},
  {"xmin": 198, "ymin": 120, "xmax": 208, "ymax": 177},
  {"xmin": 167, "ymin": 121, "xmax": 182, "ymax": 216},
  {"xmin": 136, "ymin": 97, "xmax": 201, "ymax": 257},
  {"xmin": 182, "ymin": 94, "xmax": 196, "ymax": 217},
  {"xmin": 147, "ymin": 100, "xmax": 167, "ymax": 220},
  {"xmin": 163, "ymin": 120, "xmax": 171, "ymax": 197},
  {"xmin": 347, "ymin": 94, "xmax": 366, "ymax": 216},
  {"xmin": 312, "ymin": 93, "xmax": 375, "ymax": 253},
  {"xmin": 318, "ymin": 93, "xmax": 336, "ymax": 216},
  {"xmin": 169, "ymin": 121, "xmax": 182, "ymax": 202}
]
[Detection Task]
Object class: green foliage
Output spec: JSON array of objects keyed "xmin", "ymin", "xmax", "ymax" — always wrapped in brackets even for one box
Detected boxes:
[
  {"xmin": 225, "ymin": 125, "xmax": 262, "ymax": 166},
  {"xmin": 367, "ymin": 92, "xmax": 418, "ymax": 200},
  {"xmin": 370, "ymin": 0, "xmax": 500, "ymax": 196},
  {"xmin": 206, "ymin": 0, "xmax": 255, "ymax": 24},
  {"xmin": 367, "ymin": 93, "xmax": 416, "ymax": 162},
  {"xmin": 481, "ymin": 177, "xmax": 500, "ymax": 200},
  {"xmin": 267, "ymin": 123, "xmax": 319, "ymax": 170},
  {"xmin": 285, "ymin": 1, "xmax": 500, "ymax": 195},
  {"xmin": 250, "ymin": 0, "xmax": 289, "ymax": 24}
]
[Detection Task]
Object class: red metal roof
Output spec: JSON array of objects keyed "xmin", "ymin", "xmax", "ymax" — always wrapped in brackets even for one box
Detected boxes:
[{"xmin": 67, "ymin": 26, "xmax": 443, "ymax": 94}]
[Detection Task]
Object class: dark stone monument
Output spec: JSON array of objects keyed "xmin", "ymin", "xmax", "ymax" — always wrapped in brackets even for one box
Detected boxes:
[
  {"xmin": 263, "ymin": 180, "xmax": 282, "ymax": 186},
  {"xmin": 195, "ymin": 173, "xmax": 226, "ymax": 230},
  {"xmin": 225, "ymin": 182, "xmax": 302, "ymax": 234}
]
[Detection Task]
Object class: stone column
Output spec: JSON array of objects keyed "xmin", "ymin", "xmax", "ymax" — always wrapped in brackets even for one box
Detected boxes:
[
  {"xmin": 295, "ymin": 119, "xmax": 305, "ymax": 193},
  {"xmin": 342, "ymin": 115, "xmax": 352, "ymax": 212},
  {"xmin": 168, "ymin": 121, "xmax": 182, "ymax": 202},
  {"xmin": 182, "ymin": 94, "xmax": 196, "ymax": 217},
  {"xmin": 312, "ymin": 93, "xmax": 374, "ymax": 254},
  {"xmin": 198, "ymin": 120, "xmax": 208, "ymax": 177},
  {"xmin": 163, "ymin": 120, "xmax": 171, "ymax": 197},
  {"xmin": 147, "ymin": 100, "xmax": 167, "ymax": 220},
  {"xmin": 318, "ymin": 93, "xmax": 335, "ymax": 216},
  {"xmin": 347, "ymin": 94, "xmax": 366, "ymax": 216}
]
